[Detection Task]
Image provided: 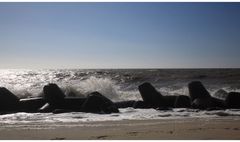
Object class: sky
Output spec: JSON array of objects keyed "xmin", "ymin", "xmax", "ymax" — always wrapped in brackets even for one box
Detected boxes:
[{"xmin": 0, "ymin": 2, "xmax": 240, "ymax": 69}]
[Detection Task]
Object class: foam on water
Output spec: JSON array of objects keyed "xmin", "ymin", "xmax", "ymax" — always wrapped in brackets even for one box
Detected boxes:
[{"xmin": 1, "ymin": 108, "xmax": 240, "ymax": 127}]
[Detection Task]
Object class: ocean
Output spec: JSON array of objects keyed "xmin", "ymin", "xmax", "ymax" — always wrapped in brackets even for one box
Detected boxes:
[{"xmin": 0, "ymin": 69, "xmax": 240, "ymax": 128}]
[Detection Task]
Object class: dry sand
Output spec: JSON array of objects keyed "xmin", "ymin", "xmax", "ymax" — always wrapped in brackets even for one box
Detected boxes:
[{"xmin": 0, "ymin": 117, "xmax": 240, "ymax": 140}]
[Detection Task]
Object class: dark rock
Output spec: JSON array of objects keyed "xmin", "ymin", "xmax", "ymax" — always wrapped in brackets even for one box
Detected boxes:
[
  {"xmin": 191, "ymin": 98, "xmax": 213, "ymax": 109},
  {"xmin": 213, "ymin": 89, "xmax": 228, "ymax": 100},
  {"xmin": 138, "ymin": 82, "xmax": 184, "ymax": 108},
  {"xmin": 192, "ymin": 97, "xmax": 226, "ymax": 109},
  {"xmin": 174, "ymin": 95, "xmax": 191, "ymax": 108},
  {"xmin": 0, "ymin": 87, "xmax": 19, "ymax": 111},
  {"xmin": 210, "ymin": 97, "xmax": 226, "ymax": 108},
  {"xmin": 39, "ymin": 103, "xmax": 55, "ymax": 113},
  {"xmin": 133, "ymin": 101, "xmax": 151, "ymax": 109},
  {"xmin": 225, "ymin": 92, "xmax": 240, "ymax": 108},
  {"xmin": 81, "ymin": 92, "xmax": 119, "ymax": 114},
  {"xmin": 188, "ymin": 81, "xmax": 211, "ymax": 101},
  {"xmin": 39, "ymin": 97, "xmax": 86, "ymax": 112},
  {"xmin": 163, "ymin": 96, "xmax": 178, "ymax": 107},
  {"xmin": 188, "ymin": 81, "xmax": 226, "ymax": 109},
  {"xmin": 63, "ymin": 97, "xmax": 86, "ymax": 110},
  {"xmin": 104, "ymin": 105, "xmax": 119, "ymax": 114},
  {"xmin": 138, "ymin": 82, "xmax": 182, "ymax": 108},
  {"xmin": 138, "ymin": 82, "xmax": 164, "ymax": 108},
  {"xmin": 114, "ymin": 100, "xmax": 136, "ymax": 108},
  {"xmin": 19, "ymin": 97, "xmax": 46, "ymax": 112},
  {"xmin": 43, "ymin": 83, "xmax": 65, "ymax": 108}
]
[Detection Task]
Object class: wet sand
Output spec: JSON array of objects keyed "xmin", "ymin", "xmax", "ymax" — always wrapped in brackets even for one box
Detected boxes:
[{"xmin": 0, "ymin": 117, "xmax": 240, "ymax": 140}]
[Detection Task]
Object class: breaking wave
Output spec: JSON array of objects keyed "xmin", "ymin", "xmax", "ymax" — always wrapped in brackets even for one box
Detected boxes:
[{"xmin": 0, "ymin": 69, "xmax": 240, "ymax": 100}]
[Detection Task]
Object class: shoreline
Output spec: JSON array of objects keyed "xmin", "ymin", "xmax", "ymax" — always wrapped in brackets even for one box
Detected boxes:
[{"xmin": 1, "ymin": 117, "xmax": 240, "ymax": 140}]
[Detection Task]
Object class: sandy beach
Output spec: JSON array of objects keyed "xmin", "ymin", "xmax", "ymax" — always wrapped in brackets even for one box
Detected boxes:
[{"xmin": 0, "ymin": 117, "xmax": 240, "ymax": 140}]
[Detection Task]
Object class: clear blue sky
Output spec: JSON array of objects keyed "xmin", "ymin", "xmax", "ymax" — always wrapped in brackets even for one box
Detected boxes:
[{"xmin": 1, "ymin": 3, "xmax": 240, "ymax": 69}]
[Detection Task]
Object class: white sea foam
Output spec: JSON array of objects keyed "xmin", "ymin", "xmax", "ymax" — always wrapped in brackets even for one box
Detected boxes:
[
  {"xmin": 75, "ymin": 76, "xmax": 121, "ymax": 101},
  {"xmin": 1, "ymin": 108, "xmax": 240, "ymax": 127}
]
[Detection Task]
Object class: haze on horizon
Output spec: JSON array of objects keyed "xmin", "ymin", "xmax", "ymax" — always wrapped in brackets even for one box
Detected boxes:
[{"xmin": 0, "ymin": 3, "xmax": 240, "ymax": 69}]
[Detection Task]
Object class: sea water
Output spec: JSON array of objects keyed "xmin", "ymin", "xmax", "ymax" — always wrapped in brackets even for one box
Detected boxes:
[{"xmin": 0, "ymin": 69, "xmax": 240, "ymax": 127}]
